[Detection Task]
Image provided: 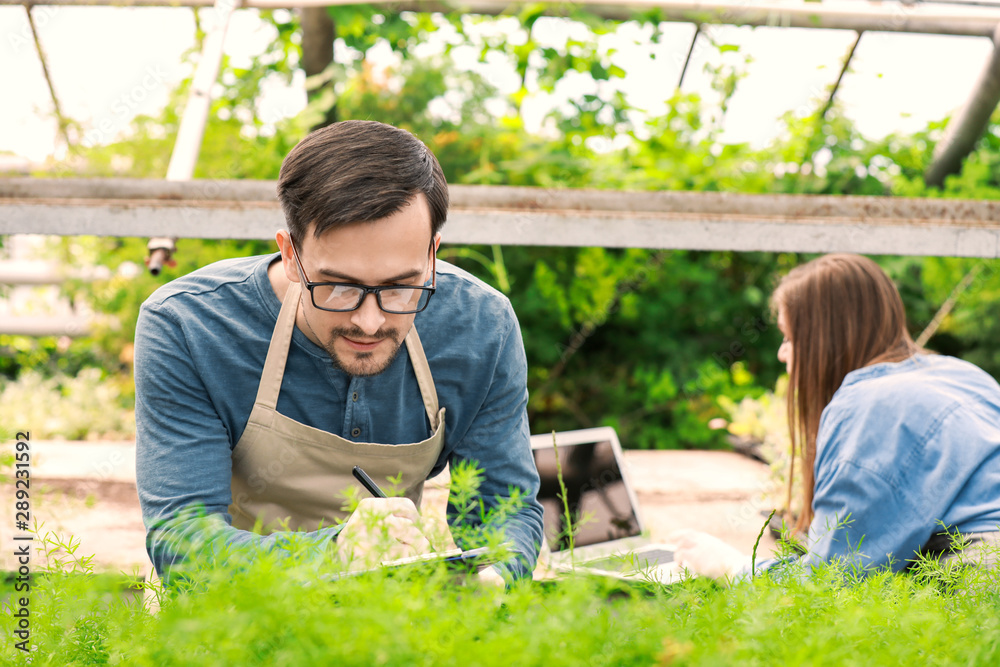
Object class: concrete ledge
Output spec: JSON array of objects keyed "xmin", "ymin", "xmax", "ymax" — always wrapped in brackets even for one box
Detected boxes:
[
  {"xmin": 1, "ymin": 440, "xmax": 136, "ymax": 483},
  {"xmin": 624, "ymin": 451, "xmax": 779, "ymax": 555}
]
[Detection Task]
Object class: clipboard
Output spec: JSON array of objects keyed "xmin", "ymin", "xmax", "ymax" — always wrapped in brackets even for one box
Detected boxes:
[{"xmin": 322, "ymin": 544, "xmax": 508, "ymax": 581}]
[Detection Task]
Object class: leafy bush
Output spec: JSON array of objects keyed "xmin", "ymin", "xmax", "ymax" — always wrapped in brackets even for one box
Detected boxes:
[{"xmin": 0, "ymin": 368, "xmax": 134, "ymax": 441}]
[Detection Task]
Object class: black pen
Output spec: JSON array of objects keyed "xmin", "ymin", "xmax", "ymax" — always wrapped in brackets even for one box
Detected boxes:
[{"xmin": 352, "ymin": 466, "xmax": 387, "ymax": 498}]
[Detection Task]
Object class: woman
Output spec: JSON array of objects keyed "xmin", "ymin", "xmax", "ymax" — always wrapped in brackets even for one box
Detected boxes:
[{"xmin": 671, "ymin": 254, "xmax": 1000, "ymax": 578}]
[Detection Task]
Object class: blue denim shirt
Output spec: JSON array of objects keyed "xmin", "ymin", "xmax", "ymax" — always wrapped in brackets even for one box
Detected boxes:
[
  {"xmin": 134, "ymin": 253, "xmax": 544, "ymax": 581},
  {"xmin": 761, "ymin": 354, "xmax": 1000, "ymax": 575}
]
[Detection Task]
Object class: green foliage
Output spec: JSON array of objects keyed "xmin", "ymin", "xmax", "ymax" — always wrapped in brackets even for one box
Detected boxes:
[
  {"xmin": 19, "ymin": 6, "xmax": 1000, "ymax": 450},
  {"xmin": 507, "ymin": 248, "xmax": 784, "ymax": 449},
  {"xmin": 910, "ymin": 258, "xmax": 1000, "ymax": 377},
  {"xmin": 4, "ymin": 524, "xmax": 1000, "ymax": 664},
  {"xmin": 0, "ymin": 335, "xmax": 106, "ymax": 381},
  {"xmin": 0, "ymin": 368, "xmax": 134, "ymax": 441}
]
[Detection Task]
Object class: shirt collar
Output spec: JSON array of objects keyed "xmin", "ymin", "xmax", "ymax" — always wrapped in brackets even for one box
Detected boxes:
[{"xmin": 840, "ymin": 353, "xmax": 928, "ymax": 388}]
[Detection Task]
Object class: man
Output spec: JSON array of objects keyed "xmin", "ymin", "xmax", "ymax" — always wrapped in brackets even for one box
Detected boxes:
[{"xmin": 134, "ymin": 120, "xmax": 544, "ymax": 584}]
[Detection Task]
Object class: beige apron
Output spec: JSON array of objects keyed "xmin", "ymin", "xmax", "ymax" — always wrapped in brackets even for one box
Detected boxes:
[{"xmin": 228, "ymin": 281, "xmax": 446, "ymax": 534}]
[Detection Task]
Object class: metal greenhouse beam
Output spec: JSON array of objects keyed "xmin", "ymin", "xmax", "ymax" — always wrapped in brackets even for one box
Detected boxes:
[
  {"xmin": 6, "ymin": 0, "xmax": 1000, "ymax": 37},
  {"xmin": 924, "ymin": 24, "xmax": 1000, "ymax": 188},
  {"xmin": 818, "ymin": 31, "xmax": 862, "ymax": 122},
  {"xmin": 798, "ymin": 31, "xmax": 863, "ymax": 170},
  {"xmin": 3, "ymin": 178, "xmax": 1000, "ymax": 258},
  {"xmin": 676, "ymin": 23, "xmax": 701, "ymax": 90},
  {"xmin": 165, "ymin": 0, "xmax": 237, "ymax": 183}
]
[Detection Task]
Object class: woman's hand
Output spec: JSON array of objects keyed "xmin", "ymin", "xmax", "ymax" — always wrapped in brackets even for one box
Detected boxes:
[
  {"xmin": 668, "ymin": 528, "xmax": 748, "ymax": 580},
  {"xmin": 476, "ymin": 565, "xmax": 507, "ymax": 588}
]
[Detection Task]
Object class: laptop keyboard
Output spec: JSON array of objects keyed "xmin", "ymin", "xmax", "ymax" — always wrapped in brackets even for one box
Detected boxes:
[
  {"xmin": 634, "ymin": 548, "xmax": 675, "ymax": 564},
  {"xmin": 583, "ymin": 548, "xmax": 675, "ymax": 572}
]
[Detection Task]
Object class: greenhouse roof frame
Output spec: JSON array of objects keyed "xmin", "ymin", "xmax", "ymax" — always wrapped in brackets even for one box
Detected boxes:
[
  {"xmin": 3, "ymin": 0, "xmax": 1000, "ymax": 259},
  {"xmin": 6, "ymin": 0, "xmax": 1000, "ymax": 36}
]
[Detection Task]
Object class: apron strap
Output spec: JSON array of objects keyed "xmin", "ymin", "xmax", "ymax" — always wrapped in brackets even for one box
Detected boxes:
[
  {"xmin": 404, "ymin": 326, "xmax": 441, "ymax": 431},
  {"xmin": 254, "ymin": 280, "xmax": 300, "ymax": 410}
]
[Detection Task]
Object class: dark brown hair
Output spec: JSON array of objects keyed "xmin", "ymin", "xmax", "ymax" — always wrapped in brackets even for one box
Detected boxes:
[
  {"xmin": 771, "ymin": 254, "xmax": 922, "ymax": 532},
  {"xmin": 276, "ymin": 120, "xmax": 449, "ymax": 245}
]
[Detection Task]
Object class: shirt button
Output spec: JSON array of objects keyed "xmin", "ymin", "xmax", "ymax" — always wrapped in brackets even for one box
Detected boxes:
[
  {"xmin": 351, "ymin": 427, "xmax": 361, "ymax": 437},
  {"xmin": 352, "ymin": 392, "xmax": 358, "ymax": 402}
]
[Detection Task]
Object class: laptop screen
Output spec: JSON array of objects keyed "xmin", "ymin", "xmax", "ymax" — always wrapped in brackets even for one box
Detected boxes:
[{"xmin": 532, "ymin": 437, "xmax": 642, "ymax": 552}]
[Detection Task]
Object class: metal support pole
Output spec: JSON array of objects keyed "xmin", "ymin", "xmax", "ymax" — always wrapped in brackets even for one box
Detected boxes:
[
  {"xmin": 149, "ymin": 0, "xmax": 240, "ymax": 274},
  {"xmin": 301, "ymin": 5, "xmax": 337, "ymax": 130},
  {"xmin": 25, "ymin": 4, "xmax": 72, "ymax": 149},
  {"xmin": 797, "ymin": 31, "xmax": 862, "ymax": 178},
  {"xmin": 819, "ymin": 31, "xmax": 862, "ymax": 122},
  {"xmin": 676, "ymin": 23, "xmax": 701, "ymax": 90},
  {"xmin": 796, "ymin": 31, "xmax": 862, "ymax": 183},
  {"xmin": 166, "ymin": 0, "xmax": 239, "ymax": 181},
  {"xmin": 924, "ymin": 24, "xmax": 1000, "ymax": 188}
]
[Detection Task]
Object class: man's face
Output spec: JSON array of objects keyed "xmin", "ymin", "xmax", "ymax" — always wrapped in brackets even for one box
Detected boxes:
[{"xmin": 281, "ymin": 194, "xmax": 439, "ymax": 377}]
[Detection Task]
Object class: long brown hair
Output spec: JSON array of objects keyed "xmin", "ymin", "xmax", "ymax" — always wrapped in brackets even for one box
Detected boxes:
[{"xmin": 771, "ymin": 254, "xmax": 922, "ymax": 532}]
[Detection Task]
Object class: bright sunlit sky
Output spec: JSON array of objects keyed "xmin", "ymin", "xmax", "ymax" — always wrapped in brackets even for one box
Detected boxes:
[{"xmin": 0, "ymin": 4, "xmax": 995, "ymax": 163}]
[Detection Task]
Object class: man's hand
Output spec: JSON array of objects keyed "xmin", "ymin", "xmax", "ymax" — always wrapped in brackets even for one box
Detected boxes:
[
  {"xmin": 668, "ymin": 528, "xmax": 747, "ymax": 580},
  {"xmin": 336, "ymin": 497, "xmax": 433, "ymax": 570}
]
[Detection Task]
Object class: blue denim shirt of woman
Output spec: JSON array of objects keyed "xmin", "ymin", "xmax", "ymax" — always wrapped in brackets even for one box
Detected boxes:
[{"xmin": 765, "ymin": 353, "xmax": 1000, "ymax": 574}]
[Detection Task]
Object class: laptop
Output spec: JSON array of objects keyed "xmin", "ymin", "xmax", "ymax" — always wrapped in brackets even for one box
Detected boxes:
[{"xmin": 530, "ymin": 427, "xmax": 682, "ymax": 585}]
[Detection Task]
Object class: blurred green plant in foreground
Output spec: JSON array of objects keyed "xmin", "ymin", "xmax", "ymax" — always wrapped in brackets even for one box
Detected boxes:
[
  {"xmin": 2, "ymin": 445, "xmax": 998, "ymax": 665},
  {"xmin": 2, "ymin": 514, "xmax": 1000, "ymax": 665}
]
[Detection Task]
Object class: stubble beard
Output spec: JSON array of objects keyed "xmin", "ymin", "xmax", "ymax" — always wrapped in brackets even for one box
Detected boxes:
[
  {"xmin": 323, "ymin": 325, "xmax": 405, "ymax": 377},
  {"xmin": 298, "ymin": 301, "xmax": 406, "ymax": 377}
]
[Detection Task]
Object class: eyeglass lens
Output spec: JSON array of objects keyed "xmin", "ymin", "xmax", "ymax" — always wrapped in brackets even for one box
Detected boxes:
[{"xmin": 312, "ymin": 285, "xmax": 431, "ymax": 313}]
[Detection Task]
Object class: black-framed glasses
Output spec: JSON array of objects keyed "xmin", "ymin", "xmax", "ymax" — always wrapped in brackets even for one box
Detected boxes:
[{"xmin": 289, "ymin": 237, "xmax": 436, "ymax": 314}]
